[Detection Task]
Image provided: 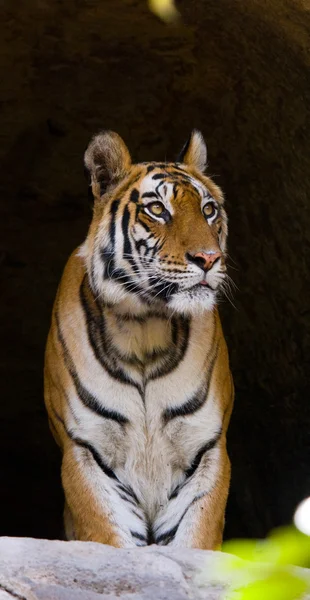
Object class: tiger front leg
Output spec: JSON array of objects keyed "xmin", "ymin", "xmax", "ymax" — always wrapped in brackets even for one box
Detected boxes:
[
  {"xmin": 61, "ymin": 439, "xmax": 148, "ymax": 547},
  {"xmin": 153, "ymin": 440, "xmax": 231, "ymax": 549}
]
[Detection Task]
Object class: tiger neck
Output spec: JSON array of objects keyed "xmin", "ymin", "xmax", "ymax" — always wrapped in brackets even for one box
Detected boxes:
[
  {"xmin": 83, "ymin": 275, "xmax": 189, "ymax": 366},
  {"xmin": 104, "ymin": 306, "xmax": 177, "ymax": 364}
]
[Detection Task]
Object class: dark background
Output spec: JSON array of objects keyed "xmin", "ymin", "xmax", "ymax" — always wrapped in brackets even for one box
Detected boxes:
[{"xmin": 1, "ymin": 0, "xmax": 309, "ymax": 541}]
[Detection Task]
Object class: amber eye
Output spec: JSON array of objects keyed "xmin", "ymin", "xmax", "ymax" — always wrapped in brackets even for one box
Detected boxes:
[
  {"xmin": 203, "ymin": 202, "xmax": 217, "ymax": 219},
  {"xmin": 147, "ymin": 202, "xmax": 165, "ymax": 216}
]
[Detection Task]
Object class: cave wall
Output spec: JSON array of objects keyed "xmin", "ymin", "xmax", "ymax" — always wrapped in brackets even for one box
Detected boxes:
[{"xmin": 1, "ymin": 0, "xmax": 309, "ymax": 540}]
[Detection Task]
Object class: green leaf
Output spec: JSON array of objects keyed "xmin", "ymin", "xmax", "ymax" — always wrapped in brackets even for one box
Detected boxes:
[
  {"xmin": 231, "ymin": 570, "xmax": 308, "ymax": 600},
  {"xmin": 222, "ymin": 540, "xmax": 262, "ymax": 563},
  {"xmin": 222, "ymin": 526, "xmax": 310, "ymax": 568},
  {"xmin": 268, "ymin": 527, "xmax": 310, "ymax": 568}
]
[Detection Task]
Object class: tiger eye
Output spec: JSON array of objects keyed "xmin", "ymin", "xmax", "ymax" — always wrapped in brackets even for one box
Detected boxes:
[
  {"xmin": 149, "ymin": 202, "xmax": 165, "ymax": 216},
  {"xmin": 203, "ymin": 202, "xmax": 216, "ymax": 218}
]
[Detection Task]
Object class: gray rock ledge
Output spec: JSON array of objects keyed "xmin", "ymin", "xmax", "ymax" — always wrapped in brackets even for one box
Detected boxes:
[{"xmin": 0, "ymin": 537, "xmax": 309, "ymax": 600}]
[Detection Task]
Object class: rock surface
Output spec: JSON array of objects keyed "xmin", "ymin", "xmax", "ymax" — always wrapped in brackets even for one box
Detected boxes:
[
  {"xmin": 2, "ymin": 537, "xmax": 310, "ymax": 600},
  {"xmin": 1, "ymin": 537, "xmax": 310, "ymax": 600},
  {"xmin": 0, "ymin": 537, "xmax": 229, "ymax": 600}
]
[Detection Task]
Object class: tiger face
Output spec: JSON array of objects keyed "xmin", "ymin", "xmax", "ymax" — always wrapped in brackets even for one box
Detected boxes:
[{"xmin": 82, "ymin": 130, "xmax": 228, "ymax": 316}]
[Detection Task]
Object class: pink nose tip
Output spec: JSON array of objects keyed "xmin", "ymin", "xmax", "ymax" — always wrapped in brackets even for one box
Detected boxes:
[{"xmin": 193, "ymin": 251, "xmax": 222, "ymax": 270}]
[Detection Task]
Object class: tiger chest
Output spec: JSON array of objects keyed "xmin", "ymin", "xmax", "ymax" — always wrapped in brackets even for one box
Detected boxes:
[
  {"xmin": 75, "ymin": 370, "xmax": 221, "ymax": 500},
  {"xmin": 67, "ymin": 303, "xmax": 222, "ymax": 507}
]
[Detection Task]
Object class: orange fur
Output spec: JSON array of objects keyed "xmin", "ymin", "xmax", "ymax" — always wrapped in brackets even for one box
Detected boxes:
[{"xmin": 44, "ymin": 130, "xmax": 234, "ymax": 548}]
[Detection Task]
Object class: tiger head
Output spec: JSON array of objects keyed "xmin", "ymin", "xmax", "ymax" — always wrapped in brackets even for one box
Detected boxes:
[{"xmin": 82, "ymin": 130, "xmax": 228, "ymax": 316}]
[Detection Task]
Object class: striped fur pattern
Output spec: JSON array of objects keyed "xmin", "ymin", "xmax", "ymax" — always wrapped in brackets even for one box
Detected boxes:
[{"xmin": 44, "ymin": 130, "xmax": 234, "ymax": 549}]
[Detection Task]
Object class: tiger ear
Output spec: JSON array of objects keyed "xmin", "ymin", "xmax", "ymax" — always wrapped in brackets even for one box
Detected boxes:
[
  {"xmin": 177, "ymin": 129, "xmax": 207, "ymax": 172},
  {"xmin": 84, "ymin": 130, "xmax": 131, "ymax": 200}
]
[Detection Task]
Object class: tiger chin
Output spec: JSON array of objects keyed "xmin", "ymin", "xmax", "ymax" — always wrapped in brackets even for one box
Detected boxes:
[{"xmin": 44, "ymin": 129, "xmax": 234, "ymax": 550}]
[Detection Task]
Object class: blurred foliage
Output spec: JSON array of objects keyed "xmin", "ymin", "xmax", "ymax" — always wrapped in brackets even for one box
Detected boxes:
[
  {"xmin": 223, "ymin": 527, "xmax": 310, "ymax": 568},
  {"xmin": 219, "ymin": 527, "xmax": 310, "ymax": 600},
  {"xmin": 148, "ymin": 0, "xmax": 179, "ymax": 22}
]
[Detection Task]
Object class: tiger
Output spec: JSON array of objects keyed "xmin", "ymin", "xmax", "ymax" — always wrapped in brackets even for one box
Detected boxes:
[{"xmin": 44, "ymin": 129, "xmax": 234, "ymax": 549}]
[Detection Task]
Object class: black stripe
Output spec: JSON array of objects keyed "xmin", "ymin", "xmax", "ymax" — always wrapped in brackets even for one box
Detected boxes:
[
  {"xmin": 117, "ymin": 482, "xmax": 140, "ymax": 505},
  {"xmin": 142, "ymin": 192, "xmax": 158, "ymax": 199},
  {"xmin": 130, "ymin": 531, "xmax": 147, "ymax": 542},
  {"xmin": 155, "ymin": 523, "xmax": 179, "ymax": 545},
  {"xmin": 102, "ymin": 202, "xmax": 148, "ymax": 299},
  {"xmin": 163, "ymin": 341, "xmax": 219, "ymax": 422},
  {"xmin": 73, "ymin": 373, "xmax": 128, "ymax": 424},
  {"xmin": 163, "ymin": 394, "xmax": 207, "ymax": 422},
  {"xmin": 136, "ymin": 211, "xmax": 153, "ymax": 233},
  {"xmin": 71, "ymin": 437, "xmax": 141, "ymax": 502},
  {"xmin": 135, "ymin": 239, "xmax": 148, "ymax": 253},
  {"xmin": 109, "ymin": 198, "xmax": 120, "ymax": 237},
  {"xmin": 71, "ymin": 436, "xmax": 118, "ymax": 480},
  {"xmin": 149, "ymin": 316, "xmax": 190, "ymax": 380},
  {"xmin": 107, "ymin": 265, "xmax": 132, "ymax": 287},
  {"xmin": 171, "ymin": 319, "xmax": 178, "ymax": 345},
  {"xmin": 176, "ymin": 176, "xmax": 192, "ymax": 186},
  {"xmin": 150, "ymin": 277, "xmax": 178, "ymax": 301},
  {"xmin": 100, "ymin": 246, "xmax": 114, "ymax": 279},
  {"xmin": 101, "ymin": 247, "xmax": 148, "ymax": 298},
  {"xmin": 51, "ymin": 406, "xmax": 66, "ymax": 427},
  {"xmin": 154, "ymin": 163, "xmax": 169, "ymax": 169},
  {"xmin": 132, "ymin": 510, "xmax": 144, "ymax": 521},
  {"xmin": 114, "ymin": 310, "xmax": 165, "ymax": 324},
  {"xmin": 172, "ymin": 182, "xmax": 178, "ymax": 199},
  {"xmin": 108, "ymin": 198, "xmax": 120, "ymax": 271},
  {"xmin": 122, "ymin": 205, "xmax": 139, "ymax": 274},
  {"xmin": 152, "ymin": 173, "xmax": 169, "ymax": 180},
  {"xmin": 185, "ymin": 432, "xmax": 221, "ymax": 479},
  {"xmin": 147, "ymin": 523, "xmax": 155, "ymax": 545},
  {"xmin": 171, "ymin": 164, "xmax": 186, "ymax": 172},
  {"xmin": 68, "ymin": 432, "xmax": 141, "ymax": 505},
  {"xmin": 152, "ymin": 238, "xmax": 165, "ymax": 255},
  {"xmin": 155, "ymin": 180, "xmax": 166, "ymax": 198},
  {"xmin": 55, "ymin": 309, "xmax": 129, "ymax": 425},
  {"xmin": 169, "ymin": 430, "xmax": 222, "ymax": 500},
  {"xmin": 48, "ymin": 411, "xmax": 118, "ymax": 483},
  {"xmin": 155, "ymin": 491, "xmax": 208, "ymax": 545},
  {"xmin": 130, "ymin": 188, "xmax": 139, "ymax": 203},
  {"xmin": 79, "ymin": 277, "xmax": 145, "ymax": 393},
  {"xmin": 168, "ymin": 485, "xmax": 181, "ymax": 501},
  {"xmin": 48, "ymin": 409, "xmax": 141, "ymax": 505},
  {"xmin": 177, "ymin": 136, "xmax": 191, "ymax": 163},
  {"xmin": 100, "ymin": 198, "xmax": 120, "ymax": 281},
  {"xmin": 118, "ymin": 493, "xmax": 137, "ymax": 507},
  {"xmin": 137, "ymin": 234, "xmax": 156, "ymax": 252},
  {"xmin": 106, "ymin": 264, "xmax": 151, "ymax": 301},
  {"xmin": 154, "ymin": 502, "xmax": 192, "ymax": 545}
]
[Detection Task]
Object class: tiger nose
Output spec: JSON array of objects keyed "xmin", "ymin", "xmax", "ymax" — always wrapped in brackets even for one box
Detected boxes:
[{"xmin": 187, "ymin": 251, "xmax": 222, "ymax": 271}]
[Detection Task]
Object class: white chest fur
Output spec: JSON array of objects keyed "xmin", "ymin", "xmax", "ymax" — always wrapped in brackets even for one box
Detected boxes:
[{"xmin": 59, "ymin": 290, "xmax": 222, "ymax": 520}]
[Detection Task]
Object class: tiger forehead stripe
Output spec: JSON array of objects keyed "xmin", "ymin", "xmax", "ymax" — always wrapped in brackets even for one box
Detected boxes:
[
  {"xmin": 143, "ymin": 168, "xmax": 209, "ymax": 199},
  {"xmin": 139, "ymin": 173, "xmax": 176, "ymax": 214}
]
